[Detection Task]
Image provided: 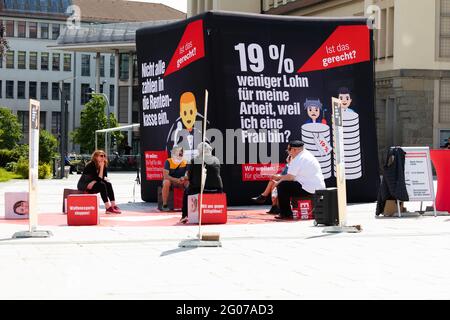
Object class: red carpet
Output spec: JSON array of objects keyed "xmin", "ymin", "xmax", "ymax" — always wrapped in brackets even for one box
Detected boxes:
[{"xmin": 0, "ymin": 208, "xmax": 312, "ymax": 227}]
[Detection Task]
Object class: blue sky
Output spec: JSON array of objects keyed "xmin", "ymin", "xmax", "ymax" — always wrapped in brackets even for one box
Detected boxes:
[{"xmin": 129, "ymin": 0, "xmax": 187, "ymax": 13}]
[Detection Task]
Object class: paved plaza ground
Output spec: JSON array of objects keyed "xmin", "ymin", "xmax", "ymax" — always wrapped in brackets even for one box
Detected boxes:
[{"xmin": 0, "ymin": 172, "xmax": 449, "ymax": 300}]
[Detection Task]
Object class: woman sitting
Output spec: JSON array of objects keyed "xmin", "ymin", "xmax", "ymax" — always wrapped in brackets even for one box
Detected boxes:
[{"xmin": 77, "ymin": 150, "xmax": 121, "ymax": 214}]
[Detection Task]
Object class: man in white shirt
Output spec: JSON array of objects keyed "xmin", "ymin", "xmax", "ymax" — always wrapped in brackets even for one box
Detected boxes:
[{"xmin": 274, "ymin": 140, "xmax": 326, "ymax": 220}]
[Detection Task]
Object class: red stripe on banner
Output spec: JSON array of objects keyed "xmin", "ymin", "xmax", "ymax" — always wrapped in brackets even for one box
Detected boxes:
[
  {"xmin": 297, "ymin": 25, "xmax": 370, "ymax": 73},
  {"xmin": 164, "ymin": 20, "xmax": 205, "ymax": 77}
]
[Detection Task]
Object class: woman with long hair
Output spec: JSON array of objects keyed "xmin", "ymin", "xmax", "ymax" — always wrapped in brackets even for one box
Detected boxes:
[{"xmin": 77, "ymin": 150, "xmax": 121, "ymax": 214}]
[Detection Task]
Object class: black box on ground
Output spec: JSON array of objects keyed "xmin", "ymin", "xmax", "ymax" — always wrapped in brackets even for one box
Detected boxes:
[{"xmin": 314, "ymin": 188, "xmax": 339, "ymax": 226}]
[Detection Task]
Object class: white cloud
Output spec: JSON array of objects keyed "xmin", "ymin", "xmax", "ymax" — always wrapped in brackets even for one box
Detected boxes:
[{"xmin": 128, "ymin": 0, "xmax": 187, "ymax": 13}]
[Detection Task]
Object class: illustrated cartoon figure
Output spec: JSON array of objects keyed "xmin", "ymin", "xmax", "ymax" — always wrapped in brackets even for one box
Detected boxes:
[
  {"xmin": 13, "ymin": 200, "xmax": 29, "ymax": 215},
  {"xmin": 333, "ymin": 87, "xmax": 362, "ymax": 180},
  {"xmin": 166, "ymin": 92, "xmax": 206, "ymax": 162},
  {"xmin": 304, "ymin": 98, "xmax": 322, "ymax": 123},
  {"xmin": 338, "ymin": 87, "xmax": 354, "ymax": 112},
  {"xmin": 301, "ymin": 98, "xmax": 332, "ymax": 179}
]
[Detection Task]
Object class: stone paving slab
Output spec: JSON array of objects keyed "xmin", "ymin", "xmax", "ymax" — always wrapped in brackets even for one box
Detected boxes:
[{"xmin": 0, "ymin": 173, "xmax": 449, "ymax": 299}]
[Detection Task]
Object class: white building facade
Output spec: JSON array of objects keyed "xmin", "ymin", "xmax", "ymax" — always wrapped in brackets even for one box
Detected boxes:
[
  {"xmin": 1, "ymin": 0, "xmax": 184, "ymax": 153},
  {"xmin": 0, "ymin": 15, "xmax": 115, "ymax": 151}
]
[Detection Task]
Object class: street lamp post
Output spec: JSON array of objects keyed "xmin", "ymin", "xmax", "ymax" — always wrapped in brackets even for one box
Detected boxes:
[
  {"xmin": 57, "ymin": 76, "xmax": 76, "ymax": 179},
  {"xmin": 59, "ymin": 80, "xmax": 69, "ymax": 179}
]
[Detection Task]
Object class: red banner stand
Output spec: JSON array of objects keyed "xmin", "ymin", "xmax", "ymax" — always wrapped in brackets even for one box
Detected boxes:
[
  {"xmin": 67, "ymin": 194, "xmax": 99, "ymax": 226},
  {"xmin": 430, "ymin": 149, "xmax": 450, "ymax": 212}
]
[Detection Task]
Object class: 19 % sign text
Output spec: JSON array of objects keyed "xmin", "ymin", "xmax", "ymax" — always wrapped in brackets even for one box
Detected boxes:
[{"xmin": 234, "ymin": 43, "xmax": 294, "ymax": 74}]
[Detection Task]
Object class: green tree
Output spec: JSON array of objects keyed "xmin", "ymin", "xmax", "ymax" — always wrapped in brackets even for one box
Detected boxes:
[
  {"xmin": 71, "ymin": 95, "xmax": 123, "ymax": 153},
  {"xmin": 39, "ymin": 130, "xmax": 58, "ymax": 163},
  {"xmin": 0, "ymin": 107, "xmax": 23, "ymax": 149},
  {"xmin": 0, "ymin": 24, "xmax": 9, "ymax": 58}
]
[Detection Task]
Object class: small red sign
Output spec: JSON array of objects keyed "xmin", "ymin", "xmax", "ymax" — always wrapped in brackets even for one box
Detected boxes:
[
  {"xmin": 67, "ymin": 194, "xmax": 98, "ymax": 226},
  {"xmin": 145, "ymin": 150, "xmax": 168, "ymax": 181},
  {"xmin": 173, "ymin": 187, "xmax": 184, "ymax": 210},
  {"xmin": 293, "ymin": 199, "xmax": 314, "ymax": 220}
]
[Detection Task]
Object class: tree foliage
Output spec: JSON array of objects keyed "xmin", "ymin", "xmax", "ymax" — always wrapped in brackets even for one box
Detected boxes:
[
  {"xmin": 0, "ymin": 107, "xmax": 23, "ymax": 149},
  {"xmin": 71, "ymin": 95, "xmax": 123, "ymax": 153},
  {"xmin": 39, "ymin": 129, "xmax": 58, "ymax": 163},
  {"xmin": 0, "ymin": 24, "xmax": 9, "ymax": 58}
]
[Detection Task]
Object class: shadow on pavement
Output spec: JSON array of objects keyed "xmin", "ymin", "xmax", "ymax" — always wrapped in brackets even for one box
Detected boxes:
[{"xmin": 160, "ymin": 246, "xmax": 197, "ymax": 257}]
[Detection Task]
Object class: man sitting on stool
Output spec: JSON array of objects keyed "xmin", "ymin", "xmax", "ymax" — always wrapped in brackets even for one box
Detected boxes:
[
  {"xmin": 274, "ymin": 140, "xmax": 325, "ymax": 220},
  {"xmin": 161, "ymin": 146, "xmax": 189, "ymax": 212}
]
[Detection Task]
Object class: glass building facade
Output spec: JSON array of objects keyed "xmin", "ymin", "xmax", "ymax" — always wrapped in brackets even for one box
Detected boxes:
[{"xmin": 3, "ymin": 0, "xmax": 72, "ymax": 14}]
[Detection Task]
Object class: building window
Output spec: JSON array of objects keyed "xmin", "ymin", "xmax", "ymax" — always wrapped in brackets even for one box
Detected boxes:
[
  {"xmin": 6, "ymin": 51, "xmax": 14, "ymax": 69},
  {"xmin": 29, "ymin": 22, "xmax": 37, "ymax": 38},
  {"xmin": 81, "ymin": 54, "xmax": 90, "ymax": 76},
  {"xmin": 6, "ymin": 81, "xmax": 14, "ymax": 99},
  {"xmin": 387, "ymin": 7, "xmax": 394, "ymax": 58},
  {"xmin": 373, "ymin": 5, "xmax": 394, "ymax": 60},
  {"xmin": 441, "ymin": 0, "xmax": 450, "ymax": 57},
  {"xmin": 29, "ymin": 52, "xmax": 37, "ymax": 70},
  {"xmin": 133, "ymin": 55, "xmax": 138, "ymax": 79},
  {"xmin": 110, "ymin": 54, "xmax": 115, "ymax": 78},
  {"xmin": 18, "ymin": 51, "xmax": 26, "ymax": 69},
  {"xmin": 63, "ymin": 53, "xmax": 71, "ymax": 71},
  {"xmin": 81, "ymin": 83, "xmax": 91, "ymax": 104},
  {"xmin": 5, "ymin": 20, "xmax": 14, "ymax": 37},
  {"xmin": 0, "ymin": 80, "xmax": 2, "ymax": 98},
  {"xmin": 18, "ymin": 21, "xmax": 26, "ymax": 38},
  {"xmin": 40, "ymin": 23, "xmax": 49, "ymax": 39},
  {"xmin": 29, "ymin": 81, "xmax": 37, "ymax": 99},
  {"xmin": 40, "ymin": 111, "xmax": 46, "ymax": 130},
  {"xmin": 52, "ymin": 82, "xmax": 60, "ymax": 100},
  {"xmin": 41, "ymin": 82, "xmax": 48, "ymax": 100},
  {"xmin": 440, "ymin": 80, "xmax": 450, "ymax": 122},
  {"xmin": 52, "ymin": 24, "xmax": 60, "ymax": 40},
  {"xmin": 119, "ymin": 54, "xmax": 129, "ymax": 80},
  {"xmin": 17, "ymin": 111, "xmax": 29, "ymax": 137},
  {"xmin": 41, "ymin": 52, "xmax": 49, "ymax": 70},
  {"xmin": 109, "ymin": 84, "xmax": 115, "ymax": 106},
  {"xmin": 118, "ymin": 86, "xmax": 129, "ymax": 123},
  {"xmin": 18, "ymin": 81, "xmax": 26, "ymax": 99},
  {"xmin": 63, "ymin": 83, "xmax": 71, "ymax": 101},
  {"xmin": 52, "ymin": 53, "xmax": 60, "ymax": 71},
  {"xmin": 100, "ymin": 84, "xmax": 104, "ymax": 94},
  {"xmin": 100, "ymin": 55, "xmax": 105, "ymax": 78},
  {"xmin": 51, "ymin": 112, "xmax": 61, "ymax": 136}
]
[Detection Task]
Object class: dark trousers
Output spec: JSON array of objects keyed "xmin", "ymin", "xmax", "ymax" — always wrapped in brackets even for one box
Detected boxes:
[
  {"xmin": 88, "ymin": 181, "xmax": 115, "ymax": 203},
  {"xmin": 278, "ymin": 181, "xmax": 312, "ymax": 217},
  {"xmin": 182, "ymin": 188, "xmax": 223, "ymax": 218}
]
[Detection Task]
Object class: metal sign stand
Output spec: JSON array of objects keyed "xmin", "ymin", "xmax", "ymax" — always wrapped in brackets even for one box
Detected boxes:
[
  {"xmin": 13, "ymin": 100, "xmax": 52, "ymax": 239},
  {"xmin": 179, "ymin": 90, "xmax": 222, "ymax": 248},
  {"xmin": 395, "ymin": 147, "xmax": 437, "ymax": 218},
  {"xmin": 323, "ymin": 98, "xmax": 361, "ymax": 234}
]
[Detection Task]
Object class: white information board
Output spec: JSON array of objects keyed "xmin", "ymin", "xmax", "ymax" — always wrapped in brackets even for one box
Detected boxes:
[
  {"xmin": 29, "ymin": 99, "xmax": 40, "ymax": 232},
  {"xmin": 332, "ymin": 97, "xmax": 347, "ymax": 226},
  {"xmin": 402, "ymin": 147, "xmax": 435, "ymax": 201}
]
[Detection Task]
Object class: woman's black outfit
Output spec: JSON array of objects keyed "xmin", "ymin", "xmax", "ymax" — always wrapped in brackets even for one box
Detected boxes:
[
  {"xmin": 77, "ymin": 162, "xmax": 115, "ymax": 203},
  {"xmin": 181, "ymin": 158, "xmax": 223, "ymax": 218}
]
